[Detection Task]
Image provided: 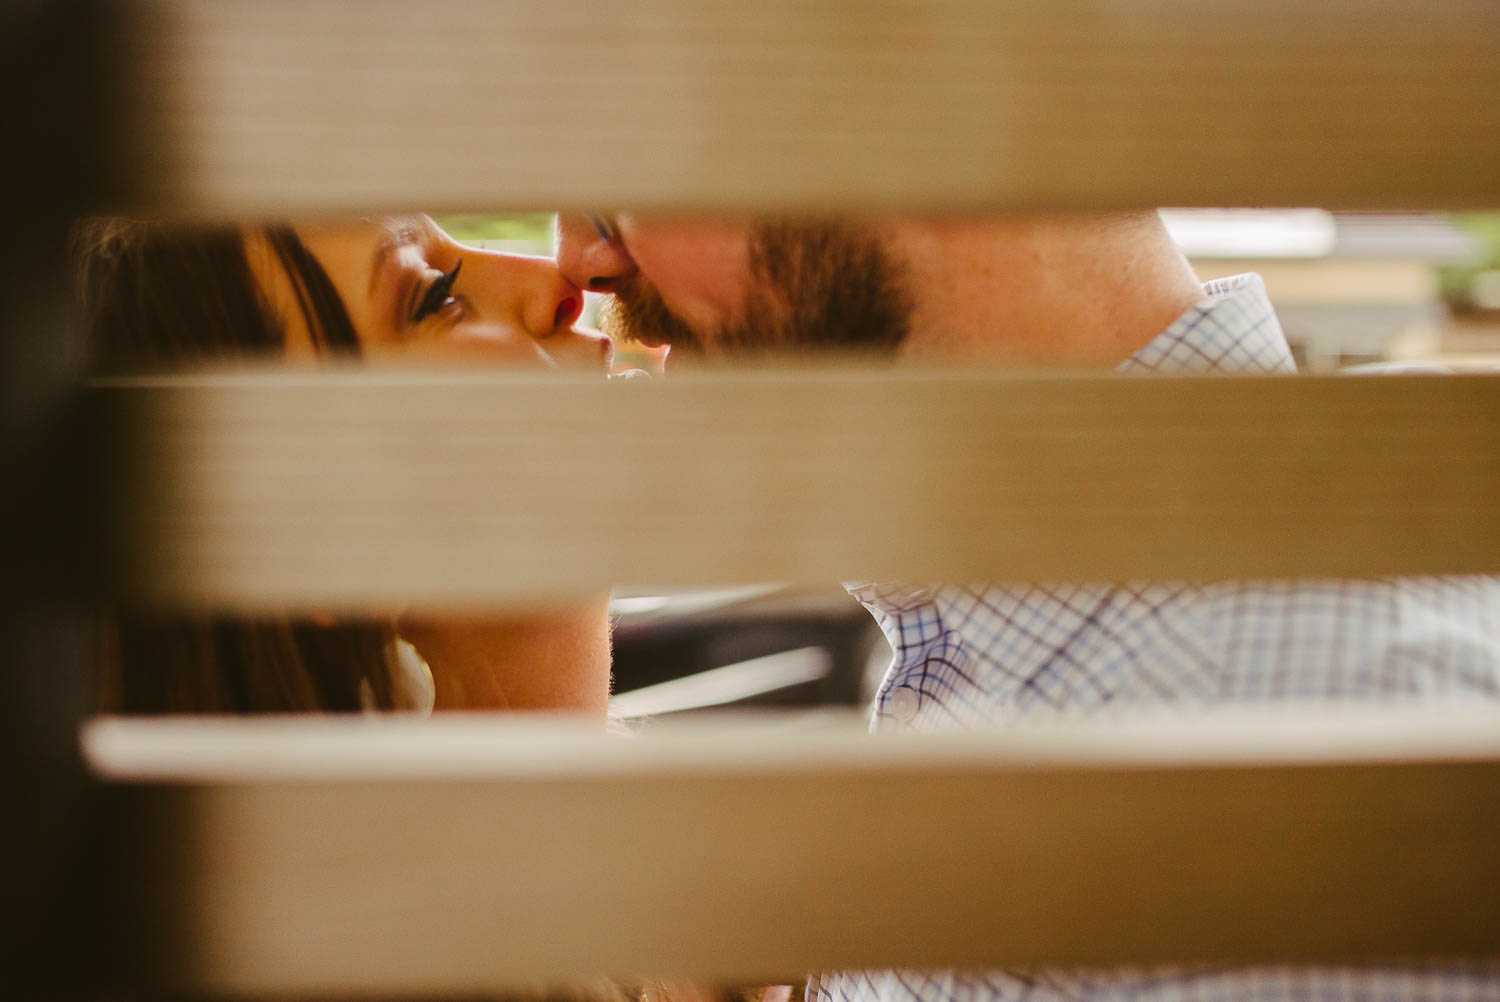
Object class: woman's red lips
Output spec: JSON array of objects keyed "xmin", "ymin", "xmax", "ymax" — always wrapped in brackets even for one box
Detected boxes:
[{"xmin": 554, "ymin": 296, "xmax": 581, "ymax": 329}]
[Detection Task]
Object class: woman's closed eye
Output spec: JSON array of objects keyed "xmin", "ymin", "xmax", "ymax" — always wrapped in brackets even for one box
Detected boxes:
[{"xmin": 409, "ymin": 258, "xmax": 463, "ymax": 324}]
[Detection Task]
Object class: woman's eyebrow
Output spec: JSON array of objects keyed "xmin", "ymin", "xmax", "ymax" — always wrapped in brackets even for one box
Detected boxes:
[
  {"xmin": 367, "ymin": 217, "xmax": 429, "ymax": 300},
  {"xmin": 367, "ymin": 224, "xmax": 409, "ymax": 300}
]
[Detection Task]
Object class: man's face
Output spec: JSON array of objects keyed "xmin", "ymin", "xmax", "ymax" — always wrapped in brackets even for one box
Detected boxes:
[{"xmin": 554, "ymin": 214, "xmax": 911, "ymax": 360}]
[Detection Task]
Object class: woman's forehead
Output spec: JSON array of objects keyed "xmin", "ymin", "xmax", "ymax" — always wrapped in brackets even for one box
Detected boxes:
[
  {"xmin": 296, "ymin": 216, "xmax": 417, "ymax": 286},
  {"xmin": 246, "ymin": 217, "xmax": 425, "ymax": 354},
  {"xmin": 240, "ymin": 219, "xmax": 388, "ymax": 356}
]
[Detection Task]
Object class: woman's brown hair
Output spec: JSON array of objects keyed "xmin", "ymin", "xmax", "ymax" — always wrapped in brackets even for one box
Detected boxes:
[{"xmin": 76, "ymin": 218, "xmax": 393, "ymax": 713}]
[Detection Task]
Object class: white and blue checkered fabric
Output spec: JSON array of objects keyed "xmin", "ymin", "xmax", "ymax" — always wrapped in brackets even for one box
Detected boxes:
[
  {"xmin": 819, "ymin": 274, "xmax": 1500, "ymax": 1002},
  {"xmin": 809, "ymin": 964, "xmax": 1500, "ymax": 1002}
]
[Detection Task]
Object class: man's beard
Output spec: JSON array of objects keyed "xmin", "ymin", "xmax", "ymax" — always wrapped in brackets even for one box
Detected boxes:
[{"xmin": 599, "ymin": 220, "xmax": 911, "ymax": 359}]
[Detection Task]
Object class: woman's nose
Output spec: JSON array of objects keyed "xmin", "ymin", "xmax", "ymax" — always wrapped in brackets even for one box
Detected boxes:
[
  {"xmin": 459, "ymin": 251, "xmax": 612, "ymax": 371},
  {"xmin": 554, "ymin": 212, "xmax": 637, "ymax": 293},
  {"xmin": 462, "ymin": 252, "xmax": 583, "ymax": 341}
]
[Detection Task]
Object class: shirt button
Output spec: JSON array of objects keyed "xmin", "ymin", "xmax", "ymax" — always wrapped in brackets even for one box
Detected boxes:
[{"xmin": 887, "ymin": 686, "xmax": 920, "ymax": 723}]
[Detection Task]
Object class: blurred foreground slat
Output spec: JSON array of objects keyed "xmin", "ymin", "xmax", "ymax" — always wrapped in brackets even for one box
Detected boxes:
[
  {"xmin": 101, "ymin": 370, "xmax": 1500, "ymax": 610},
  {"xmin": 89, "ymin": 704, "xmax": 1500, "ymax": 994},
  {"xmin": 124, "ymin": 0, "xmax": 1500, "ymax": 215}
]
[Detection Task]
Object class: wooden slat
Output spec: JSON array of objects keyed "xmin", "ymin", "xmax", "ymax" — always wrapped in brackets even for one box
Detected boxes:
[
  {"xmin": 122, "ymin": 0, "xmax": 1500, "ymax": 215},
  {"xmin": 87, "ymin": 704, "xmax": 1500, "ymax": 995},
  {"xmin": 98, "ymin": 369, "xmax": 1500, "ymax": 611}
]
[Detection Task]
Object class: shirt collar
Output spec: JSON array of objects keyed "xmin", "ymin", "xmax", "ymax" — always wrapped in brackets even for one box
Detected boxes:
[{"xmin": 1116, "ymin": 273, "xmax": 1296, "ymax": 375}]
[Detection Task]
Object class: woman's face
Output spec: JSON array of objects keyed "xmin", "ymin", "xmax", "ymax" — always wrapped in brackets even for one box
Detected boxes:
[
  {"xmin": 247, "ymin": 215, "xmax": 614, "ymax": 371},
  {"xmin": 243, "ymin": 215, "xmax": 616, "ymax": 717}
]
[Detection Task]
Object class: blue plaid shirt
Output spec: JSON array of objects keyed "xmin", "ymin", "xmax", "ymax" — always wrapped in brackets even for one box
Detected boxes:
[{"xmin": 814, "ymin": 274, "xmax": 1500, "ymax": 1002}]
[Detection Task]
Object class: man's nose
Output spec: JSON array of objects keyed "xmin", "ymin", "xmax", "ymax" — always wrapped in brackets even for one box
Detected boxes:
[{"xmin": 555, "ymin": 213, "xmax": 637, "ymax": 293}]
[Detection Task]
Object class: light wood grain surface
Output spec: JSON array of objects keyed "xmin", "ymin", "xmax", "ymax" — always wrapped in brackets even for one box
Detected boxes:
[
  {"xmin": 88, "ymin": 704, "xmax": 1500, "ymax": 994},
  {"xmin": 121, "ymin": 0, "xmax": 1500, "ymax": 215},
  {"xmin": 98, "ymin": 369, "xmax": 1500, "ymax": 610}
]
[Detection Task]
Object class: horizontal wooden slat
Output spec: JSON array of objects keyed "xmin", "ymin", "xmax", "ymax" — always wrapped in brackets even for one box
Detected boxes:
[
  {"xmin": 98, "ymin": 369, "xmax": 1500, "ymax": 610},
  {"xmin": 122, "ymin": 0, "xmax": 1500, "ymax": 215},
  {"xmin": 87, "ymin": 704, "xmax": 1500, "ymax": 994}
]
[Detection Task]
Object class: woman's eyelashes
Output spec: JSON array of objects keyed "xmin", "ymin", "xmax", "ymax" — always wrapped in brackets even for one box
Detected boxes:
[{"xmin": 409, "ymin": 258, "xmax": 463, "ymax": 324}]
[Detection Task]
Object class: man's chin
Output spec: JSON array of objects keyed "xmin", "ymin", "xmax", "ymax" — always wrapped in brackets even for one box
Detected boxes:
[
  {"xmin": 599, "ymin": 290, "xmax": 706, "ymax": 357},
  {"xmin": 628, "ymin": 330, "xmax": 672, "ymax": 350}
]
